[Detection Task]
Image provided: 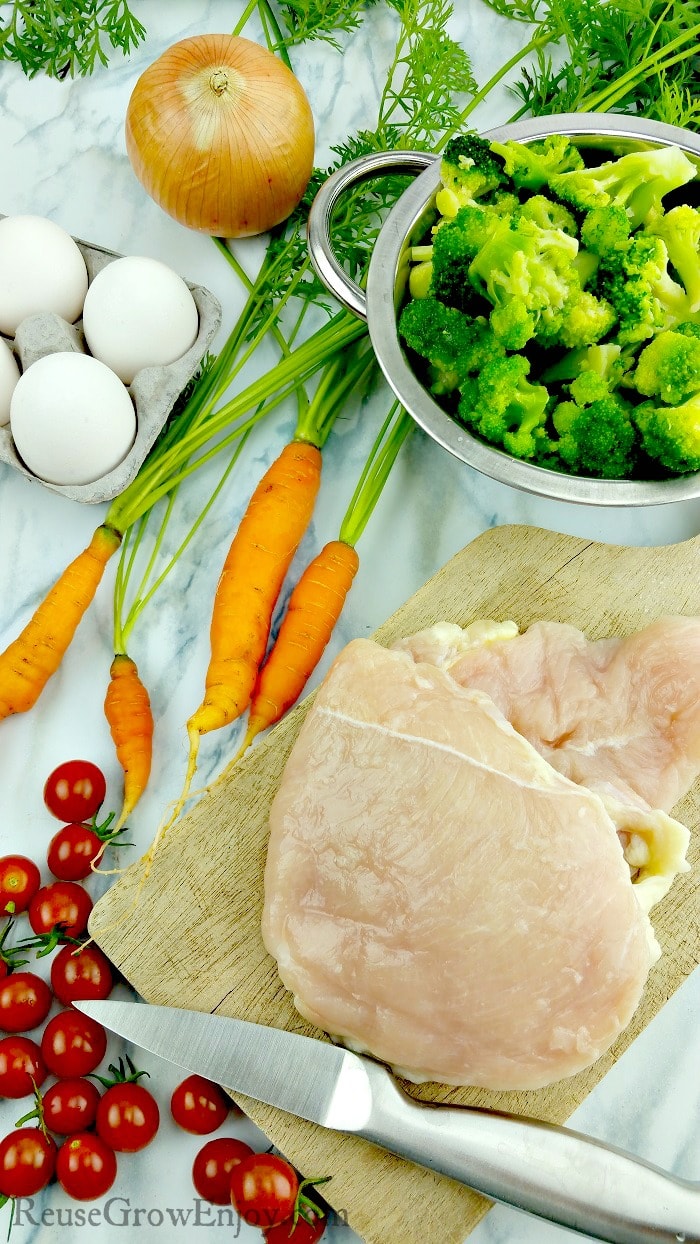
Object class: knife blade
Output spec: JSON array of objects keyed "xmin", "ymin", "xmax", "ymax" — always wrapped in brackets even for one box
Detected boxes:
[{"xmin": 76, "ymin": 999, "xmax": 700, "ymax": 1244}]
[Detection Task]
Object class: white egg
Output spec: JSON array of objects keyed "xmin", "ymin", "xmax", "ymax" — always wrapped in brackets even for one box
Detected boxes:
[
  {"xmin": 82, "ymin": 255, "xmax": 199, "ymax": 384},
  {"xmin": 10, "ymin": 352, "xmax": 137, "ymax": 486},
  {"xmin": 0, "ymin": 339, "xmax": 20, "ymax": 426},
  {"xmin": 0, "ymin": 215, "xmax": 89, "ymax": 336}
]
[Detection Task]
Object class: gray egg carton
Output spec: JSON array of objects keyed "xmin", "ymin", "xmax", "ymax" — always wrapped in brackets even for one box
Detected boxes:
[{"xmin": 0, "ymin": 222, "xmax": 222, "ymax": 504}]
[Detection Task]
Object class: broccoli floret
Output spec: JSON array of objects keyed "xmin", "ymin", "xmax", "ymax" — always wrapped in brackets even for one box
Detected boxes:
[
  {"xmin": 551, "ymin": 395, "xmax": 637, "ymax": 478},
  {"xmin": 634, "ymin": 396, "xmax": 700, "ymax": 473},
  {"xmin": 457, "ymin": 354, "xmax": 550, "ymax": 459},
  {"xmin": 677, "ymin": 321, "xmax": 700, "ymax": 340},
  {"xmin": 632, "ymin": 330, "xmax": 700, "ymax": 405},
  {"xmin": 645, "ymin": 204, "xmax": 700, "ymax": 314},
  {"xmin": 555, "ymin": 288, "xmax": 617, "ymax": 349},
  {"xmin": 398, "ymin": 297, "xmax": 504, "ymax": 395},
  {"xmin": 611, "ymin": 277, "xmax": 661, "ymax": 344},
  {"xmin": 551, "ymin": 401, "xmax": 580, "ymax": 436},
  {"xmin": 436, "ymin": 133, "xmax": 507, "ymax": 216},
  {"xmin": 468, "ymin": 216, "xmax": 578, "ymax": 349},
  {"xmin": 491, "ymin": 190, "xmax": 521, "ymax": 218},
  {"xmin": 518, "ymin": 195, "xmax": 578, "ymax": 235},
  {"xmin": 440, "ymin": 203, "xmax": 500, "ymax": 256},
  {"xmin": 550, "ymin": 145, "xmax": 697, "ymax": 229},
  {"xmin": 429, "ymin": 205, "xmax": 501, "ymax": 312},
  {"xmin": 489, "ymin": 135, "xmax": 584, "ymax": 191},
  {"xmin": 542, "ymin": 341, "xmax": 624, "ymax": 387},
  {"xmin": 580, "ymin": 205, "xmax": 631, "ymax": 258},
  {"xmin": 596, "ymin": 234, "xmax": 689, "ymax": 344},
  {"xmin": 568, "ymin": 370, "xmax": 610, "ymax": 406}
]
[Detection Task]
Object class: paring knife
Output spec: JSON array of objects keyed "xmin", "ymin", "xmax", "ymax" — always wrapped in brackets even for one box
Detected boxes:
[{"xmin": 75, "ymin": 999, "xmax": 700, "ymax": 1244}]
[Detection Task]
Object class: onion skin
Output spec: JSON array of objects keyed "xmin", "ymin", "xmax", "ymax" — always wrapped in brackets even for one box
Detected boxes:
[{"xmin": 124, "ymin": 34, "xmax": 316, "ymax": 238}]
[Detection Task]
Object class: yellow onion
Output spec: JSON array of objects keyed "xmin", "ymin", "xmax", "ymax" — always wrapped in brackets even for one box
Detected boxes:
[{"xmin": 124, "ymin": 33, "xmax": 315, "ymax": 238}]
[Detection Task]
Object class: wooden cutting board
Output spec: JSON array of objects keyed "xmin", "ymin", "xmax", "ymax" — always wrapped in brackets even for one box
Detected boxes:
[{"xmin": 90, "ymin": 524, "xmax": 700, "ymax": 1244}]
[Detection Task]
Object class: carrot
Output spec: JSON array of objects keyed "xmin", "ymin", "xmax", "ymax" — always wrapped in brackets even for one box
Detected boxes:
[
  {"xmin": 104, "ymin": 653, "xmax": 154, "ymax": 832},
  {"xmin": 243, "ymin": 538, "xmax": 359, "ymax": 749},
  {"xmin": 224, "ymin": 403, "xmax": 413, "ymax": 771},
  {"xmin": 186, "ymin": 438, "xmax": 321, "ymax": 743},
  {"xmin": 186, "ymin": 347, "xmax": 375, "ymax": 753},
  {"xmin": 0, "ymin": 524, "xmax": 121, "ymax": 721}
]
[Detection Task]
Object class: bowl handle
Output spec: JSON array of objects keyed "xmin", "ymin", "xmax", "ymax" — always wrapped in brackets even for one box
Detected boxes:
[{"xmin": 307, "ymin": 150, "xmax": 436, "ymax": 321}]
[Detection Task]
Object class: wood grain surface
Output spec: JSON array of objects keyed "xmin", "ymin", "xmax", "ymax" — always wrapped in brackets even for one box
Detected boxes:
[{"xmin": 90, "ymin": 524, "xmax": 700, "ymax": 1244}]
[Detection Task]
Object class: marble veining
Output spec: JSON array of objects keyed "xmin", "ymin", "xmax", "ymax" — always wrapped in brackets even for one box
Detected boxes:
[{"xmin": 0, "ymin": 2, "xmax": 698, "ymax": 1242}]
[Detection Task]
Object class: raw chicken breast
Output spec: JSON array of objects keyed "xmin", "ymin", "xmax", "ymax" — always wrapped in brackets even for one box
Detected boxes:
[
  {"xmin": 262, "ymin": 639, "xmax": 679, "ymax": 1090},
  {"xmin": 395, "ymin": 616, "xmax": 700, "ymax": 812}
]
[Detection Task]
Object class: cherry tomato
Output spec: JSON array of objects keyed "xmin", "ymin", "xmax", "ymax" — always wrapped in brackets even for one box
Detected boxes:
[
  {"xmin": 170, "ymin": 1074, "xmax": 231, "ymax": 1135},
  {"xmin": 0, "ymin": 1035, "xmax": 47, "ymax": 1097},
  {"xmin": 95, "ymin": 1082, "xmax": 159, "ymax": 1153},
  {"xmin": 0, "ymin": 1127, "xmax": 56, "ymax": 1198},
  {"xmin": 55, "ymin": 1131, "xmax": 117, "ymax": 1201},
  {"xmin": 265, "ymin": 1207, "xmax": 326, "ymax": 1243},
  {"xmin": 0, "ymin": 856, "xmax": 41, "ymax": 915},
  {"xmin": 50, "ymin": 943, "xmax": 114, "ymax": 1007},
  {"xmin": 44, "ymin": 760, "xmax": 106, "ymax": 824},
  {"xmin": 41, "ymin": 1010, "xmax": 107, "ymax": 1078},
  {"xmin": 42, "ymin": 1077, "xmax": 101, "ymax": 1135},
  {"xmin": 230, "ymin": 1153, "xmax": 300, "ymax": 1229},
  {"xmin": 47, "ymin": 823, "xmax": 104, "ymax": 882},
  {"xmin": 0, "ymin": 971, "xmax": 52, "ymax": 1033},
  {"xmin": 28, "ymin": 881, "xmax": 93, "ymax": 939},
  {"xmin": 192, "ymin": 1137, "xmax": 254, "ymax": 1206}
]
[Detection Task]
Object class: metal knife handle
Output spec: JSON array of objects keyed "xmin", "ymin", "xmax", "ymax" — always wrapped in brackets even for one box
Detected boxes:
[{"xmin": 359, "ymin": 1062, "xmax": 700, "ymax": 1243}]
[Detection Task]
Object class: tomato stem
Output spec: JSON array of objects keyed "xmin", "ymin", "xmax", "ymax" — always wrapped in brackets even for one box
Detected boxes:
[
  {"xmin": 15, "ymin": 928, "xmax": 82, "ymax": 959},
  {"xmin": 13, "ymin": 1077, "xmax": 49, "ymax": 1138},
  {"xmin": 292, "ymin": 1175, "xmax": 332, "ymax": 1228},
  {"xmin": 0, "ymin": 919, "xmax": 35, "ymax": 973},
  {"xmin": 90, "ymin": 1053, "xmax": 149, "ymax": 1089}
]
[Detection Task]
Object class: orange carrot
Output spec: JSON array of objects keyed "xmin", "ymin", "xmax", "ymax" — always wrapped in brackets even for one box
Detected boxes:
[
  {"xmin": 188, "ymin": 439, "xmax": 322, "ymax": 741},
  {"xmin": 243, "ymin": 539, "xmax": 359, "ymax": 749},
  {"xmin": 104, "ymin": 653, "xmax": 154, "ymax": 832},
  {"xmin": 0, "ymin": 524, "xmax": 121, "ymax": 721},
  {"xmin": 223, "ymin": 403, "xmax": 413, "ymax": 771}
]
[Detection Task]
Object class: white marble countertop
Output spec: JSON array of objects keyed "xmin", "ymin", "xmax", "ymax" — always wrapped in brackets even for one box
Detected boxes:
[{"xmin": 0, "ymin": 2, "xmax": 698, "ymax": 1242}]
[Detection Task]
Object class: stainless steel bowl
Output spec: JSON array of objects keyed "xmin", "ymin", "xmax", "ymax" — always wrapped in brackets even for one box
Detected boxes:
[{"xmin": 307, "ymin": 113, "xmax": 700, "ymax": 506}]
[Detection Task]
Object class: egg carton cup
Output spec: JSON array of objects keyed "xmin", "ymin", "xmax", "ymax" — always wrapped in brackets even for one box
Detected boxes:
[{"xmin": 0, "ymin": 225, "xmax": 222, "ymax": 504}]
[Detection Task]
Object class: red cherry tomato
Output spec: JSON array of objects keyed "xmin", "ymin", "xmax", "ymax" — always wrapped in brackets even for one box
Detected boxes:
[
  {"xmin": 95, "ymin": 1082, "xmax": 159, "ymax": 1153},
  {"xmin": 42, "ymin": 1077, "xmax": 101, "ymax": 1135},
  {"xmin": 0, "ymin": 856, "xmax": 41, "ymax": 915},
  {"xmin": 192, "ymin": 1137, "xmax": 254, "ymax": 1205},
  {"xmin": 0, "ymin": 971, "xmax": 52, "ymax": 1033},
  {"xmin": 0, "ymin": 1127, "xmax": 56, "ymax": 1198},
  {"xmin": 55, "ymin": 1131, "xmax": 117, "ymax": 1201},
  {"xmin": 230, "ymin": 1153, "xmax": 300, "ymax": 1228},
  {"xmin": 0, "ymin": 1035, "xmax": 47, "ymax": 1097},
  {"xmin": 44, "ymin": 760, "xmax": 106, "ymax": 824},
  {"xmin": 28, "ymin": 881, "xmax": 93, "ymax": 939},
  {"xmin": 265, "ymin": 1207, "xmax": 326, "ymax": 1243},
  {"xmin": 170, "ymin": 1074, "xmax": 231, "ymax": 1135},
  {"xmin": 47, "ymin": 823, "xmax": 105, "ymax": 881},
  {"xmin": 50, "ymin": 943, "xmax": 114, "ymax": 1007},
  {"xmin": 41, "ymin": 1010, "xmax": 107, "ymax": 1078}
]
